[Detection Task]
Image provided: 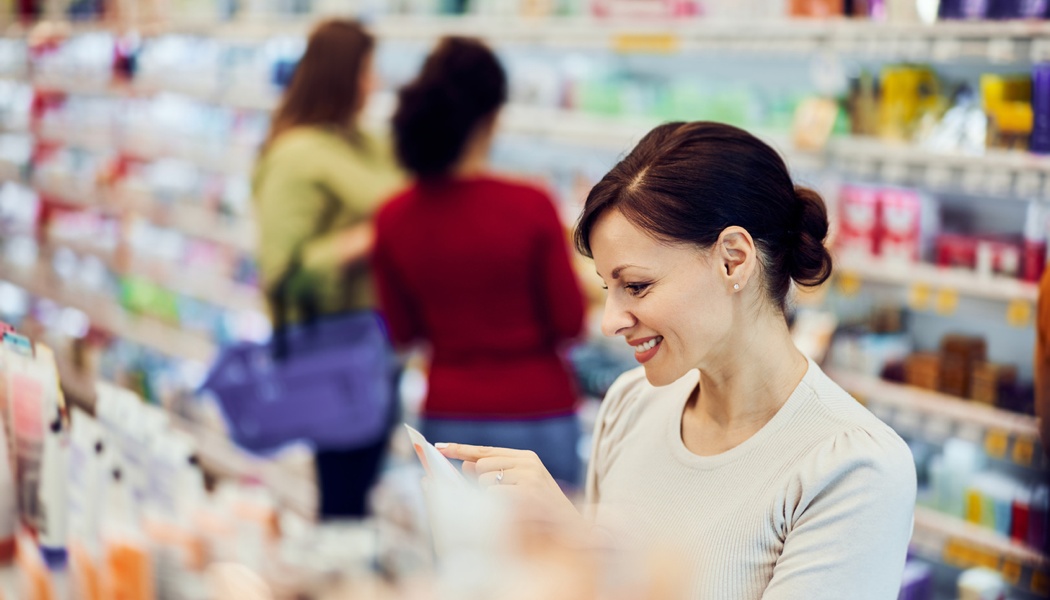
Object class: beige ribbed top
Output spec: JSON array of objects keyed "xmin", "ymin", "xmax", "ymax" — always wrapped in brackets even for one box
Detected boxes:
[{"xmin": 585, "ymin": 359, "xmax": 916, "ymax": 599}]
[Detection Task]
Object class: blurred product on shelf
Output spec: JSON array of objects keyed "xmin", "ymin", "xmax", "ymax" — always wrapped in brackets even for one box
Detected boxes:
[
  {"xmin": 957, "ymin": 567, "xmax": 1008, "ymax": 600},
  {"xmin": 374, "ymin": 36, "xmax": 586, "ymax": 486}
]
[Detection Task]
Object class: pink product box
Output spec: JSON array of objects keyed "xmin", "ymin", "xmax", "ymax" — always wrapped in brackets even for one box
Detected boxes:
[
  {"xmin": 837, "ymin": 184, "xmax": 879, "ymax": 259},
  {"xmin": 837, "ymin": 185, "xmax": 930, "ymax": 264},
  {"xmin": 591, "ymin": 0, "xmax": 700, "ymax": 17},
  {"xmin": 878, "ymin": 188, "xmax": 923, "ymax": 264}
]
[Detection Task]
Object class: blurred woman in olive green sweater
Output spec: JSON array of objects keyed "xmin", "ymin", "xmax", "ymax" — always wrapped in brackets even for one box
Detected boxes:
[{"xmin": 252, "ymin": 19, "xmax": 403, "ymax": 518}]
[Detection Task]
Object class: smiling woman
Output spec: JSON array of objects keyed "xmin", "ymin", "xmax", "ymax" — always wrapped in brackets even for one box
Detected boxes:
[{"xmin": 439, "ymin": 121, "xmax": 917, "ymax": 599}]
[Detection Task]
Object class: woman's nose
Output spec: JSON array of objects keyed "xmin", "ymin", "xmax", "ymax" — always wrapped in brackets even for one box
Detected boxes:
[{"xmin": 600, "ymin": 295, "xmax": 636, "ymax": 338}]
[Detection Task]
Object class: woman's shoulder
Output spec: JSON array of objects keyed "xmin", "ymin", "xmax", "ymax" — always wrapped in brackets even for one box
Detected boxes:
[{"xmin": 792, "ymin": 365, "xmax": 916, "ymax": 490}]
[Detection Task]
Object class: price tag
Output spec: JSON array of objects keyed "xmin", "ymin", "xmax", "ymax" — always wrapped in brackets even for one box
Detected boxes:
[
  {"xmin": 1006, "ymin": 300, "xmax": 1033, "ymax": 328},
  {"xmin": 1032, "ymin": 569, "xmax": 1050, "ymax": 595},
  {"xmin": 909, "ymin": 283, "xmax": 932, "ymax": 311},
  {"xmin": 984, "ymin": 429, "xmax": 1009, "ymax": 459},
  {"xmin": 935, "ymin": 288, "xmax": 959, "ymax": 316},
  {"xmin": 942, "ymin": 539, "xmax": 966, "ymax": 567},
  {"xmin": 611, "ymin": 33, "xmax": 680, "ymax": 54},
  {"xmin": 976, "ymin": 549, "xmax": 1000, "ymax": 570},
  {"xmin": 1012, "ymin": 437, "xmax": 1034, "ymax": 467},
  {"xmin": 1001, "ymin": 560, "xmax": 1022, "ymax": 585},
  {"xmin": 836, "ymin": 271, "xmax": 862, "ymax": 297}
]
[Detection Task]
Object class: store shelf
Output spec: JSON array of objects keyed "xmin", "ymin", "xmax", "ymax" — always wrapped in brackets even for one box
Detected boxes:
[
  {"xmin": 0, "ymin": 258, "xmax": 217, "ymax": 362},
  {"xmin": 829, "ymin": 369, "xmax": 1040, "ymax": 441},
  {"xmin": 26, "ymin": 15, "xmax": 1048, "ymax": 62},
  {"xmin": 911, "ymin": 506, "xmax": 1047, "ymax": 586},
  {"xmin": 52, "ymin": 351, "xmax": 316, "ymax": 518},
  {"xmin": 835, "ymin": 255, "xmax": 1039, "ymax": 304},
  {"xmin": 40, "ymin": 234, "xmax": 262, "ymax": 313},
  {"xmin": 29, "ymin": 173, "xmax": 256, "ymax": 253}
]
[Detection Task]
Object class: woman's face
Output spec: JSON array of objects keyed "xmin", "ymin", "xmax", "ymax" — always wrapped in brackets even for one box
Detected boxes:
[{"xmin": 591, "ymin": 209, "xmax": 735, "ymax": 387}]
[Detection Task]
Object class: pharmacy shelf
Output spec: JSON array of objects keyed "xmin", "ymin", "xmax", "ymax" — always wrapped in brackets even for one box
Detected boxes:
[
  {"xmin": 19, "ymin": 73, "xmax": 1050, "ymax": 191},
  {"xmin": 28, "ymin": 172, "xmax": 256, "ymax": 253},
  {"xmin": 20, "ymin": 15, "xmax": 1049, "ymax": 61},
  {"xmin": 835, "ymin": 255, "xmax": 1039, "ymax": 304},
  {"xmin": 828, "ymin": 369, "xmax": 1040, "ymax": 441},
  {"xmin": 52, "ymin": 351, "xmax": 316, "ymax": 518},
  {"xmin": 912, "ymin": 506, "xmax": 1048, "ymax": 578},
  {"xmin": 38, "ymin": 235, "xmax": 262, "ymax": 313},
  {"xmin": 0, "ymin": 258, "xmax": 217, "ymax": 362}
]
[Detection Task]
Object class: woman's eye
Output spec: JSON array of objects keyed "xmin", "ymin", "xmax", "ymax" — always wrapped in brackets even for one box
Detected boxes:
[{"xmin": 625, "ymin": 283, "xmax": 651, "ymax": 297}]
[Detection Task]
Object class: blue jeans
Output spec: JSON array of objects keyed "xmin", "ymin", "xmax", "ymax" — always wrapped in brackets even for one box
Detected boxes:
[{"xmin": 421, "ymin": 414, "xmax": 582, "ymax": 487}]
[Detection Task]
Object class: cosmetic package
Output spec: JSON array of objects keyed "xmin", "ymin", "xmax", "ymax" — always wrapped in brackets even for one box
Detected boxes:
[{"xmin": 1031, "ymin": 64, "xmax": 1050, "ymax": 154}]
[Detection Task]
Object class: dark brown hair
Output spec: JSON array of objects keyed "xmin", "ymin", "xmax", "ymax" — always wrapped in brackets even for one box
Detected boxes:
[
  {"xmin": 392, "ymin": 36, "xmax": 507, "ymax": 178},
  {"xmin": 263, "ymin": 19, "xmax": 374, "ymax": 150},
  {"xmin": 574, "ymin": 121, "xmax": 832, "ymax": 312}
]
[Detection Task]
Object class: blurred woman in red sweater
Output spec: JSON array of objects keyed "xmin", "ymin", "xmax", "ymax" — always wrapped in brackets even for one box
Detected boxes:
[{"xmin": 372, "ymin": 37, "xmax": 586, "ymax": 485}]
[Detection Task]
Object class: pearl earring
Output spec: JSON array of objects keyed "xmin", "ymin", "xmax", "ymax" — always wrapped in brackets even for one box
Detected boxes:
[{"xmin": 733, "ymin": 283, "xmax": 740, "ymax": 291}]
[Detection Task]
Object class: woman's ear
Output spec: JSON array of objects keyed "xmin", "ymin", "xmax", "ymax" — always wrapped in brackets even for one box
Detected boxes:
[{"xmin": 716, "ymin": 226, "xmax": 757, "ymax": 291}]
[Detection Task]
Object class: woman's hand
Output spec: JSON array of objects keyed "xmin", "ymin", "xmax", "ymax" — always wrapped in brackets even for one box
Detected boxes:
[{"xmin": 436, "ymin": 443, "xmax": 582, "ymax": 526}]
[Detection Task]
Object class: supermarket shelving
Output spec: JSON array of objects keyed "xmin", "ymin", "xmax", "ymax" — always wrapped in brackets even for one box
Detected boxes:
[
  {"xmin": 14, "ymin": 72, "xmax": 1050, "ymax": 199},
  {"xmin": 52, "ymin": 349, "xmax": 316, "ymax": 518},
  {"xmin": 835, "ymin": 255, "xmax": 1039, "ymax": 304},
  {"xmin": 8, "ymin": 15, "xmax": 1050, "ymax": 61},
  {"xmin": 0, "ymin": 256, "xmax": 217, "ymax": 362},
  {"xmin": 911, "ymin": 506, "xmax": 1048, "ymax": 588},
  {"xmin": 829, "ymin": 368, "xmax": 1039, "ymax": 439}
]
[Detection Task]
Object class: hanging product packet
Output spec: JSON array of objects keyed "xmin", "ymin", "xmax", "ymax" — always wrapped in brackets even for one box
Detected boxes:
[
  {"xmin": 67, "ymin": 407, "xmax": 106, "ymax": 600},
  {"xmin": 1, "ymin": 336, "xmax": 49, "ymax": 534},
  {"xmin": 33, "ymin": 344, "xmax": 70, "ymax": 568}
]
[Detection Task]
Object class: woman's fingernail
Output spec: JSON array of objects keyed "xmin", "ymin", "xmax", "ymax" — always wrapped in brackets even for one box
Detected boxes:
[{"xmin": 434, "ymin": 443, "xmax": 449, "ymax": 449}]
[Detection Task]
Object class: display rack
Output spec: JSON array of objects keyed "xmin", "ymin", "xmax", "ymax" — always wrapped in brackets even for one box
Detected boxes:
[
  {"xmin": 912, "ymin": 506, "xmax": 1049, "ymax": 594},
  {"xmin": 8, "ymin": 15, "xmax": 1050, "ymax": 61},
  {"xmin": 835, "ymin": 255, "xmax": 1039, "ymax": 305},
  {"xmin": 829, "ymin": 369, "xmax": 1044, "ymax": 468},
  {"xmin": 0, "ymin": 257, "xmax": 217, "ymax": 361},
  {"xmin": 51, "ymin": 345, "xmax": 316, "ymax": 517}
]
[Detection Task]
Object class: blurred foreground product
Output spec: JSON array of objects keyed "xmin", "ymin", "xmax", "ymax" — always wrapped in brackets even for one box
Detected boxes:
[
  {"xmin": 0, "ymin": 419, "xmax": 15, "ymax": 564},
  {"xmin": 956, "ymin": 567, "xmax": 1006, "ymax": 600}
]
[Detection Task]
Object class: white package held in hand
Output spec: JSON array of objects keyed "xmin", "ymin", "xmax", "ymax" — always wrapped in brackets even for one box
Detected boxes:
[{"xmin": 403, "ymin": 424, "xmax": 466, "ymax": 486}]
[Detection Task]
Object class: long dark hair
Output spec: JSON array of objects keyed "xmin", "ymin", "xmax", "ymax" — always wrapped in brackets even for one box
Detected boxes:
[
  {"xmin": 392, "ymin": 36, "xmax": 507, "ymax": 178},
  {"xmin": 263, "ymin": 19, "xmax": 374, "ymax": 151},
  {"xmin": 574, "ymin": 121, "xmax": 833, "ymax": 312}
]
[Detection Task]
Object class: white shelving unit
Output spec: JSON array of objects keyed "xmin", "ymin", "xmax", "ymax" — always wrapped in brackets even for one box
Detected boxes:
[
  {"xmin": 912, "ymin": 506, "xmax": 1048, "ymax": 589},
  {"xmin": 0, "ymin": 257, "xmax": 217, "ymax": 362},
  {"xmin": 835, "ymin": 255, "xmax": 1039, "ymax": 304}
]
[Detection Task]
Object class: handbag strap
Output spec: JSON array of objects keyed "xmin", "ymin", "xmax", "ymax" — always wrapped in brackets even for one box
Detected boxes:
[{"xmin": 267, "ymin": 183, "xmax": 342, "ymax": 361}]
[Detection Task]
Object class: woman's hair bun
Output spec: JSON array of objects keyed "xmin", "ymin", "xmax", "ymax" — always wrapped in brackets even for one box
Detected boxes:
[{"xmin": 789, "ymin": 186, "xmax": 833, "ymax": 288}]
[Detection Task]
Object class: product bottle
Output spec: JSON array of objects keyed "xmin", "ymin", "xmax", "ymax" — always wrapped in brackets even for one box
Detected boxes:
[
  {"xmin": 1022, "ymin": 202, "xmax": 1047, "ymax": 283},
  {"xmin": 100, "ymin": 469, "xmax": 154, "ymax": 600},
  {"xmin": 38, "ymin": 410, "xmax": 69, "ymax": 569}
]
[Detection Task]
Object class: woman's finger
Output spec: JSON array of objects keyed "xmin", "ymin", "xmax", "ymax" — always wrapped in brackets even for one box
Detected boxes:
[{"xmin": 435, "ymin": 443, "xmax": 530, "ymax": 462}]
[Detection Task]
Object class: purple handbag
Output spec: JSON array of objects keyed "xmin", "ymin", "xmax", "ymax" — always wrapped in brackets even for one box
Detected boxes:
[{"xmin": 199, "ymin": 310, "xmax": 394, "ymax": 453}]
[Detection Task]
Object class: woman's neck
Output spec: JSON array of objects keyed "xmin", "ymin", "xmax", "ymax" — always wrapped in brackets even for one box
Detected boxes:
[{"xmin": 685, "ymin": 311, "xmax": 808, "ymax": 448}]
